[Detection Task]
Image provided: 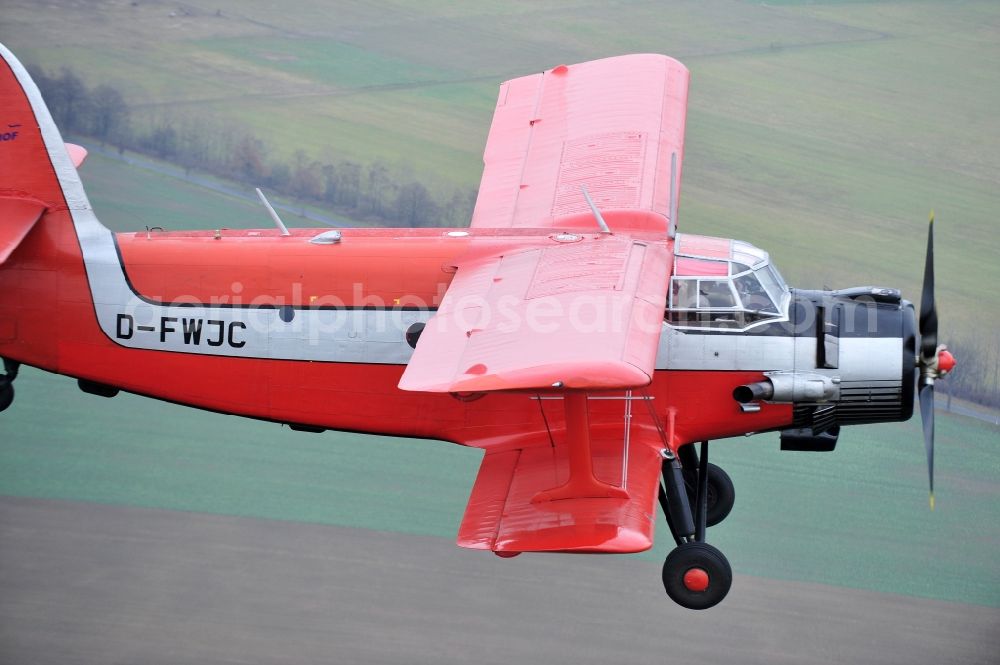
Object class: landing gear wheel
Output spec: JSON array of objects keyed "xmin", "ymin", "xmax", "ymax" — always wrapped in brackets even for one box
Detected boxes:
[
  {"xmin": 0, "ymin": 381, "xmax": 12, "ymax": 413},
  {"xmin": 686, "ymin": 462, "xmax": 735, "ymax": 527},
  {"xmin": 703, "ymin": 463, "xmax": 735, "ymax": 527},
  {"xmin": 662, "ymin": 542, "xmax": 732, "ymax": 610}
]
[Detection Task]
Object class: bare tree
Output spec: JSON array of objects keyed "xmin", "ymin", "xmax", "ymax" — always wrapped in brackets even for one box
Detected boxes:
[
  {"xmin": 90, "ymin": 84, "xmax": 128, "ymax": 145},
  {"xmin": 336, "ymin": 161, "xmax": 361, "ymax": 209},
  {"xmin": 46, "ymin": 68, "xmax": 92, "ymax": 132},
  {"xmin": 322, "ymin": 163, "xmax": 338, "ymax": 205},
  {"xmin": 289, "ymin": 150, "xmax": 323, "ymax": 200},
  {"xmin": 395, "ymin": 182, "xmax": 438, "ymax": 227},
  {"xmin": 231, "ymin": 135, "xmax": 268, "ymax": 182},
  {"xmin": 366, "ymin": 162, "xmax": 391, "ymax": 217},
  {"xmin": 144, "ymin": 124, "xmax": 178, "ymax": 160}
]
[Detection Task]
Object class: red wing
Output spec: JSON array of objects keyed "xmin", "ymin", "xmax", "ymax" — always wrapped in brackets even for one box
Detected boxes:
[
  {"xmin": 397, "ymin": 235, "xmax": 670, "ymax": 393},
  {"xmin": 458, "ymin": 425, "xmax": 664, "ymax": 553},
  {"xmin": 471, "ymin": 54, "xmax": 689, "ymax": 230}
]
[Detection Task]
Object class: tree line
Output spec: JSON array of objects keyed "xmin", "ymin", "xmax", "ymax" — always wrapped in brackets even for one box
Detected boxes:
[{"xmin": 28, "ymin": 65, "xmax": 477, "ymax": 228}]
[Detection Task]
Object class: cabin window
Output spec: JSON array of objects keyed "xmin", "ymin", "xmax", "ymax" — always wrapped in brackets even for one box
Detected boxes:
[
  {"xmin": 699, "ymin": 280, "xmax": 737, "ymax": 308},
  {"xmin": 734, "ymin": 272, "xmax": 778, "ymax": 314},
  {"xmin": 666, "ymin": 233, "xmax": 790, "ymax": 331}
]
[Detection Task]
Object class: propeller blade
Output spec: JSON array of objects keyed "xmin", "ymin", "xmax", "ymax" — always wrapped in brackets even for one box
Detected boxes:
[
  {"xmin": 918, "ymin": 382, "xmax": 935, "ymax": 510},
  {"xmin": 919, "ymin": 212, "xmax": 938, "ymax": 359}
]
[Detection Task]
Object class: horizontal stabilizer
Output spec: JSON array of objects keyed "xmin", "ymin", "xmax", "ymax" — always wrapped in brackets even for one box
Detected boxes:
[
  {"xmin": 457, "ymin": 425, "xmax": 664, "ymax": 553},
  {"xmin": 65, "ymin": 143, "xmax": 87, "ymax": 168},
  {"xmin": 0, "ymin": 196, "xmax": 46, "ymax": 265}
]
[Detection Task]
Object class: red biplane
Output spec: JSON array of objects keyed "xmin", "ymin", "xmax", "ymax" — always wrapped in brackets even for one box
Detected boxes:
[{"xmin": 0, "ymin": 44, "xmax": 954, "ymax": 609}]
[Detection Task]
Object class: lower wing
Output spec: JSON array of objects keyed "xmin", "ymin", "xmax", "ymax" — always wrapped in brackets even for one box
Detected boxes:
[{"xmin": 458, "ymin": 421, "xmax": 665, "ymax": 554}]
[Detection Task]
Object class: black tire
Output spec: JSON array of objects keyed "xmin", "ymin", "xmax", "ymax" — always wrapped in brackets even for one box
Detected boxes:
[
  {"xmin": 0, "ymin": 382, "xmax": 13, "ymax": 413},
  {"xmin": 704, "ymin": 463, "xmax": 735, "ymax": 527},
  {"xmin": 686, "ymin": 462, "xmax": 736, "ymax": 527},
  {"xmin": 662, "ymin": 541, "xmax": 732, "ymax": 610}
]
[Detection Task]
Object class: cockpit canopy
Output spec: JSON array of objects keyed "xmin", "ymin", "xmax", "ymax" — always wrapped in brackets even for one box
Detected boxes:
[{"xmin": 667, "ymin": 233, "xmax": 789, "ymax": 330}]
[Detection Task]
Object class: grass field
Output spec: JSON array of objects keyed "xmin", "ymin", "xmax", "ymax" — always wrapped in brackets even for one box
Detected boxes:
[
  {"xmin": 81, "ymin": 152, "xmax": 270, "ymax": 232},
  {"xmin": 78, "ymin": 150, "xmax": 334, "ymax": 232},
  {"xmin": 1, "ymin": 366, "xmax": 997, "ymax": 607},
  {"xmin": 0, "ymin": 0, "xmax": 998, "ymax": 607},
  {"xmin": 2, "ymin": 0, "xmax": 996, "ymax": 339}
]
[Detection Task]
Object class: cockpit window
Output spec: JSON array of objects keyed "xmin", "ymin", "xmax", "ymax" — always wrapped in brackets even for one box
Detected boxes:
[
  {"xmin": 699, "ymin": 280, "xmax": 737, "ymax": 308},
  {"xmin": 730, "ymin": 261, "xmax": 752, "ymax": 275},
  {"xmin": 731, "ymin": 240, "xmax": 767, "ymax": 269},
  {"xmin": 675, "ymin": 257, "xmax": 728, "ymax": 277},
  {"xmin": 666, "ymin": 233, "xmax": 789, "ymax": 331},
  {"xmin": 734, "ymin": 272, "xmax": 778, "ymax": 314},
  {"xmin": 670, "ymin": 278, "xmax": 739, "ymax": 309},
  {"xmin": 758, "ymin": 265, "xmax": 785, "ymax": 302},
  {"xmin": 671, "ymin": 278, "xmax": 697, "ymax": 309}
]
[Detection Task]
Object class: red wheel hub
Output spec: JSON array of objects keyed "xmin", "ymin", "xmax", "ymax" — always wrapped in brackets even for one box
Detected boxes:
[
  {"xmin": 494, "ymin": 550, "xmax": 521, "ymax": 558},
  {"xmin": 683, "ymin": 567, "xmax": 710, "ymax": 592}
]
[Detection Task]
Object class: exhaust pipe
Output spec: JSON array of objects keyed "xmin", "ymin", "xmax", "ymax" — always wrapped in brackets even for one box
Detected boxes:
[
  {"xmin": 734, "ymin": 372, "xmax": 839, "ymax": 404},
  {"xmin": 733, "ymin": 381, "xmax": 773, "ymax": 404}
]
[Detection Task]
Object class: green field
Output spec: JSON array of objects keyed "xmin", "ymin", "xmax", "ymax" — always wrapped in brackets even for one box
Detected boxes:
[
  {"xmin": 1, "ymin": 0, "xmax": 998, "ymax": 606},
  {"xmin": 78, "ymin": 150, "xmax": 332, "ymax": 232},
  {"xmin": 81, "ymin": 152, "xmax": 270, "ymax": 232},
  {"xmin": 2, "ymin": 365, "xmax": 997, "ymax": 607}
]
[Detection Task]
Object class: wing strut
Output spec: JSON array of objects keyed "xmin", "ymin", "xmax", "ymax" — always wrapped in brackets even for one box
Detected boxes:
[
  {"xmin": 581, "ymin": 186, "xmax": 612, "ymax": 235},
  {"xmin": 668, "ymin": 152, "xmax": 678, "ymax": 238},
  {"xmin": 532, "ymin": 393, "xmax": 629, "ymax": 502},
  {"xmin": 255, "ymin": 188, "xmax": 291, "ymax": 236}
]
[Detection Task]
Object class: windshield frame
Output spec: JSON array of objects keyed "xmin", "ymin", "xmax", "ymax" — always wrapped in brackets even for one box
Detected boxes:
[{"xmin": 667, "ymin": 235, "xmax": 791, "ymax": 332}]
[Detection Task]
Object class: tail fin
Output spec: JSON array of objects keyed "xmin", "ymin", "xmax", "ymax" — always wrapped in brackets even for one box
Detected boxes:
[{"xmin": 0, "ymin": 41, "xmax": 102, "ymax": 266}]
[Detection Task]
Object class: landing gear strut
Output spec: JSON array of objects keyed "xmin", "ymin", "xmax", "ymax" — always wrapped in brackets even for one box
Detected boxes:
[
  {"xmin": 0, "ymin": 358, "xmax": 19, "ymax": 413},
  {"xmin": 658, "ymin": 441, "xmax": 733, "ymax": 610},
  {"xmin": 680, "ymin": 444, "xmax": 735, "ymax": 528}
]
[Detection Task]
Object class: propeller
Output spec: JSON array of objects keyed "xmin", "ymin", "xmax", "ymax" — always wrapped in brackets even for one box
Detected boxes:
[{"xmin": 916, "ymin": 211, "xmax": 956, "ymax": 510}]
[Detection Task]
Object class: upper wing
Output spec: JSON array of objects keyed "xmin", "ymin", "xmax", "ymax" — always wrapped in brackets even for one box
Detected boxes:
[
  {"xmin": 471, "ymin": 54, "xmax": 689, "ymax": 230},
  {"xmin": 397, "ymin": 234, "xmax": 669, "ymax": 393}
]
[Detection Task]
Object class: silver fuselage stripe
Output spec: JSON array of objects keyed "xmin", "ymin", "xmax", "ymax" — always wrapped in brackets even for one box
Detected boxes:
[{"xmin": 656, "ymin": 326, "xmax": 903, "ymax": 383}]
